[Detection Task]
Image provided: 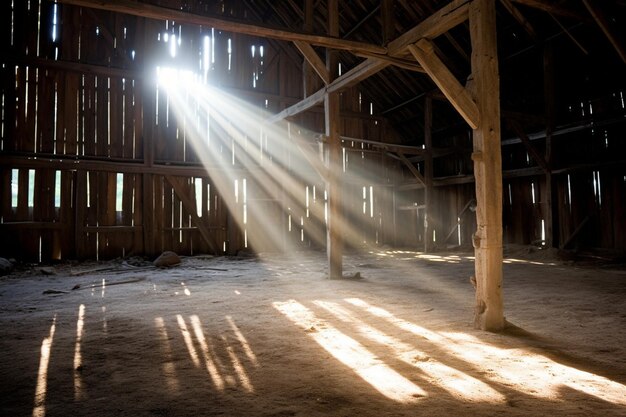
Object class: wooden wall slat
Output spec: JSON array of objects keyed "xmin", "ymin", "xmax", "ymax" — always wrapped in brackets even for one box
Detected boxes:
[{"xmin": 109, "ymin": 77, "xmax": 123, "ymax": 158}]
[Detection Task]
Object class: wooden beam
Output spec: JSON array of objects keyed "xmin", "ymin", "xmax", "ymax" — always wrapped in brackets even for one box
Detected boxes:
[
  {"xmin": 293, "ymin": 41, "xmax": 330, "ymax": 84},
  {"xmin": 302, "ymin": 0, "xmax": 318, "ymax": 97},
  {"xmin": 543, "ymin": 42, "xmax": 556, "ymax": 248},
  {"xmin": 560, "ymin": 215, "xmax": 590, "ymax": 250},
  {"xmin": 408, "ymin": 39, "xmax": 480, "ymax": 129},
  {"xmin": 353, "ymin": 52, "xmax": 425, "ymax": 72},
  {"xmin": 510, "ymin": 0, "xmax": 592, "ymax": 22},
  {"xmin": 506, "ymin": 119, "xmax": 550, "ymax": 173},
  {"xmin": 267, "ymin": 88, "xmax": 326, "ymax": 123},
  {"xmin": 325, "ymin": 0, "xmax": 343, "ymax": 279},
  {"xmin": 381, "ymin": 0, "xmax": 395, "ymax": 45},
  {"xmin": 499, "ymin": 0, "xmax": 538, "ymax": 41},
  {"xmin": 267, "ymin": 59, "xmax": 388, "ymax": 123},
  {"xmin": 56, "ymin": 0, "xmax": 387, "ymax": 55},
  {"xmin": 165, "ymin": 175, "xmax": 218, "ymax": 253},
  {"xmin": 423, "ymin": 96, "xmax": 434, "ymax": 253},
  {"xmin": 582, "ymin": 0, "xmax": 626, "ymax": 64},
  {"xmin": 397, "ymin": 152, "xmax": 425, "ymax": 186},
  {"xmin": 469, "ymin": 0, "xmax": 504, "ymax": 331},
  {"xmin": 388, "ymin": 0, "xmax": 470, "ymax": 55},
  {"xmin": 268, "ymin": 0, "xmax": 471, "ymax": 122}
]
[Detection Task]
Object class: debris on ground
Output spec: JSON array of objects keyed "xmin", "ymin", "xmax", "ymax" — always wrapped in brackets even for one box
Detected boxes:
[{"xmin": 154, "ymin": 251, "xmax": 181, "ymax": 267}]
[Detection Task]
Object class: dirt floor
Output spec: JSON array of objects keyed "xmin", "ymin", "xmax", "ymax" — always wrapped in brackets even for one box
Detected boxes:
[{"xmin": 1, "ymin": 246, "xmax": 625, "ymax": 417}]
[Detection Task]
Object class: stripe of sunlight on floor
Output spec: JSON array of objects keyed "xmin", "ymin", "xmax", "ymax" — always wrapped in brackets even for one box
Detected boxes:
[
  {"xmin": 313, "ymin": 300, "xmax": 505, "ymax": 403},
  {"xmin": 32, "ymin": 314, "xmax": 57, "ymax": 417},
  {"xmin": 345, "ymin": 298, "xmax": 626, "ymax": 406},
  {"xmin": 273, "ymin": 300, "xmax": 426, "ymax": 403}
]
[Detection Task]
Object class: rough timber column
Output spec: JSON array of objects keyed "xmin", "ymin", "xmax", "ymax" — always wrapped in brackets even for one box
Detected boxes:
[
  {"xmin": 325, "ymin": 0, "xmax": 343, "ymax": 279},
  {"xmin": 469, "ymin": 0, "xmax": 505, "ymax": 331}
]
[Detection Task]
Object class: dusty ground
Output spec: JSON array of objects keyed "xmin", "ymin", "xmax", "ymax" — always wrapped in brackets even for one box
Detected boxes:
[{"xmin": 1, "ymin": 247, "xmax": 625, "ymax": 417}]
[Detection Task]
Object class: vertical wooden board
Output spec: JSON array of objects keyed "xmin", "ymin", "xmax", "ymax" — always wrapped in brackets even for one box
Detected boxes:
[
  {"xmin": 121, "ymin": 172, "xmax": 133, "ymax": 254},
  {"xmin": 52, "ymin": 72, "xmax": 65, "ymax": 155},
  {"xmin": 39, "ymin": 169, "xmax": 53, "ymax": 221},
  {"xmin": 107, "ymin": 172, "xmax": 119, "ymax": 258},
  {"xmin": 133, "ymin": 79, "xmax": 144, "ymax": 160},
  {"xmin": 0, "ymin": 0, "xmax": 14, "ymax": 54},
  {"xmin": 153, "ymin": 175, "xmax": 164, "ymax": 254},
  {"xmin": 123, "ymin": 79, "xmax": 135, "ymax": 159},
  {"xmin": 83, "ymin": 75, "xmax": 96, "ymax": 156},
  {"xmin": 37, "ymin": 69, "xmax": 55, "ymax": 153},
  {"xmin": 172, "ymin": 178, "xmax": 183, "ymax": 253},
  {"xmin": 132, "ymin": 173, "xmax": 143, "ymax": 255},
  {"xmin": 141, "ymin": 173, "xmax": 154, "ymax": 256},
  {"xmin": 59, "ymin": 171, "xmax": 74, "ymax": 259},
  {"xmin": 82, "ymin": 171, "xmax": 96, "ymax": 259},
  {"xmin": 23, "ymin": 66, "xmax": 37, "ymax": 153},
  {"xmin": 17, "ymin": 169, "xmax": 29, "ymax": 221},
  {"xmin": 24, "ymin": 0, "xmax": 40, "ymax": 58},
  {"xmin": 0, "ymin": 63, "xmax": 14, "ymax": 150},
  {"xmin": 109, "ymin": 77, "xmax": 122, "ymax": 158},
  {"xmin": 163, "ymin": 178, "xmax": 174, "ymax": 251},
  {"xmin": 64, "ymin": 72, "xmax": 79, "ymax": 155},
  {"xmin": 0, "ymin": 169, "xmax": 12, "ymax": 222},
  {"xmin": 96, "ymin": 75, "xmax": 109, "ymax": 156},
  {"xmin": 154, "ymin": 85, "xmax": 167, "ymax": 160},
  {"xmin": 14, "ymin": 66, "xmax": 26, "ymax": 152},
  {"xmin": 597, "ymin": 169, "xmax": 613, "ymax": 249},
  {"xmin": 38, "ymin": 1, "xmax": 55, "ymax": 59}
]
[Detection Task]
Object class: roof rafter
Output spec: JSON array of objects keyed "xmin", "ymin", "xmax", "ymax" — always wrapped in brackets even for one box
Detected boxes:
[{"xmin": 56, "ymin": 0, "xmax": 387, "ymax": 55}]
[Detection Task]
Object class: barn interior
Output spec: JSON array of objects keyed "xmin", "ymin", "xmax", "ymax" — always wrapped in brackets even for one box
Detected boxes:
[{"xmin": 1, "ymin": 0, "xmax": 626, "ymax": 416}]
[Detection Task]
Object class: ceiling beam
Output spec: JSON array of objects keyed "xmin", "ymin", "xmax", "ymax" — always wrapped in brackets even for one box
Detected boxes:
[
  {"xmin": 582, "ymin": 0, "xmax": 626, "ymax": 65},
  {"xmin": 509, "ymin": 0, "xmax": 592, "ymax": 23},
  {"xmin": 499, "ymin": 0, "xmax": 538, "ymax": 41},
  {"xmin": 56, "ymin": 0, "xmax": 387, "ymax": 55},
  {"xmin": 268, "ymin": 0, "xmax": 470, "ymax": 123},
  {"xmin": 408, "ymin": 39, "xmax": 479, "ymax": 129},
  {"xmin": 267, "ymin": 59, "xmax": 388, "ymax": 123},
  {"xmin": 387, "ymin": 0, "xmax": 470, "ymax": 55}
]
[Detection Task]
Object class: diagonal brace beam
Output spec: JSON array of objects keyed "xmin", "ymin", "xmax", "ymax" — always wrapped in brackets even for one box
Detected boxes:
[{"xmin": 408, "ymin": 39, "xmax": 480, "ymax": 129}]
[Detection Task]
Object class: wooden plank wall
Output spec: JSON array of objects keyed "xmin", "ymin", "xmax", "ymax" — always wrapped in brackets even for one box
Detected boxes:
[{"xmin": 1, "ymin": 0, "xmax": 624, "ymax": 262}]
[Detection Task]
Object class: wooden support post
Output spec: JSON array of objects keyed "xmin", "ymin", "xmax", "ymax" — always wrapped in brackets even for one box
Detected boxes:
[
  {"xmin": 469, "ymin": 0, "xmax": 504, "ymax": 331},
  {"xmin": 325, "ymin": 0, "xmax": 343, "ymax": 279},
  {"xmin": 142, "ymin": 21, "xmax": 156, "ymax": 257},
  {"xmin": 424, "ymin": 96, "xmax": 434, "ymax": 252},
  {"xmin": 543, "ymin": 42, "xmax": 556, "ymax": 248}
]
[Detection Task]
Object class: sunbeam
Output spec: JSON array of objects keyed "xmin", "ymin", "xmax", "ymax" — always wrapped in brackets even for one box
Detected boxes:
[{"xmin": 154, "ymin": 66, "xmax": 393, "ymax": 264}]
